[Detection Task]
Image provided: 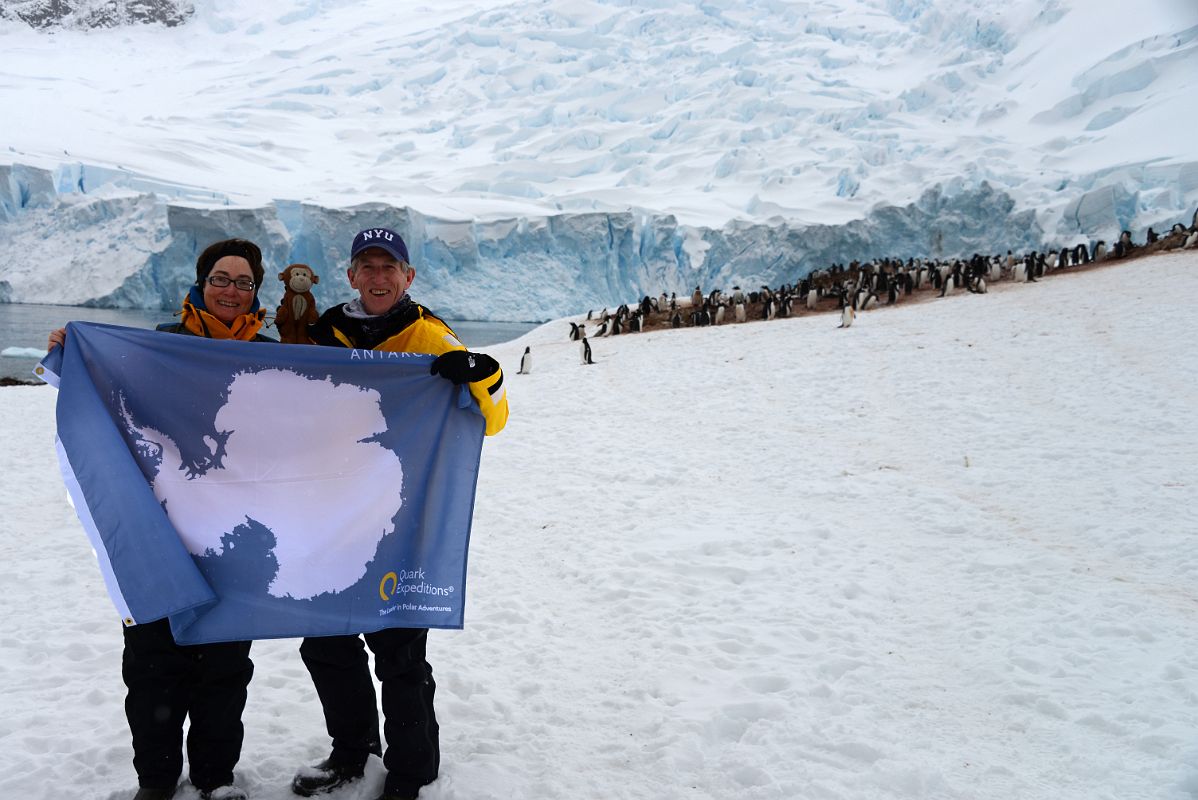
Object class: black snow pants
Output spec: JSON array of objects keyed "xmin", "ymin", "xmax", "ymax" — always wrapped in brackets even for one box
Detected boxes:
[
  {"xmin": 299, "ymin": 628, "xmax": 439, "ymax": 796},
  {"xmin": 122, "ymin": 619, "xmax": 253, "ymax": 792}
]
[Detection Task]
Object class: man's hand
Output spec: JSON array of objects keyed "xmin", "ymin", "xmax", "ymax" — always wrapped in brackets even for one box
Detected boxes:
[
  {"xmin": 48, "ymin": 328, "xmax": 66, "ymax": 351},
  {"xmin": 429, "ymin": 350, "xmax": 500, "ymax": 385}
]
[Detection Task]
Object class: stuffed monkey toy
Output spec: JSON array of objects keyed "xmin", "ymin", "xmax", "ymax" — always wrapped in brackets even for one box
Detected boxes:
[{"xmin": 275, "ymin": 263, "xmax": 320, "ymax": 344}]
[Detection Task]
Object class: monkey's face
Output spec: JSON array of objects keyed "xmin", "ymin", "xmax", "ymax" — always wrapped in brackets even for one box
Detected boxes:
[{"xmin": 287, "ymin": 267, "xmax": 316, "ymax": 293}]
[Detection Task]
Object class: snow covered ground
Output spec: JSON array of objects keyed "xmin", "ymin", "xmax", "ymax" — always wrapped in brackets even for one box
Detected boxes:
[{"xmin": 2, "ymin": 250, "xmax": 1196, "ymax": 800}]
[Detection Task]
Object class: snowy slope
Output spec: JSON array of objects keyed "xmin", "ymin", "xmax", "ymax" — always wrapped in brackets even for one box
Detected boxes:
[
  {"xmin": 1, "ymin": 251, "xmax": 1196, "ymax": 800},
  {"xmin": 2, "ymin": 0, "xmax": 1196, "ymax": 231}
]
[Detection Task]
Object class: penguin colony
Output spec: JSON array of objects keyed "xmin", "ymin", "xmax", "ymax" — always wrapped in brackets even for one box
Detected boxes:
[{"xmin": 567, "ymin": 209, "xmax": 1198, "ymax": 339}]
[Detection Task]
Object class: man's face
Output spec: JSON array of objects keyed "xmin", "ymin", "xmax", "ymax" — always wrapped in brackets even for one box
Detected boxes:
[
  {"xmin": 203, "ymin": 255, "xmax": 256, "ymax": 326},
  {"xmin": 348, "ymin": 248, "xmax": 414, "ymax": 316}
]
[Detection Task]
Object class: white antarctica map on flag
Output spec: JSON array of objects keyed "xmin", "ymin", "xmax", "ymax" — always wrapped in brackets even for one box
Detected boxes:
[
  {"xmin": 42, "ymin": 322, "xmax": 485, "ymax": 643},
  {"xmin": 121, "ymin": 368, "xmax": 405, "ymax": 600}
]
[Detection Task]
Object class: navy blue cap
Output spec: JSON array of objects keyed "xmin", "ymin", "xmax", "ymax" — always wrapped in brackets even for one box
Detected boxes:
[{"xmin": 351, "ymin": 227, "xmax": 410, "ymax": 264}]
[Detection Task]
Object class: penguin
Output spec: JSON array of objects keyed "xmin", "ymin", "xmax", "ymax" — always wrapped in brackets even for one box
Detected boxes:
[
  {"xmin": 975, "ymin": 276, "xmax": 987, "ymax": 294},
  {"xmin": 568, "ymin": 322, "xmax": 579, "ymax": 341},
  {"xmin": 1013, "ymin": 262, "xmax": 1026, "ymax": 283},
  {"xmin": 714, "ymin": 304, "xmax": 726, "ymax": 325},
  {"xmin": 670, "ymin": 311, "xmax": 682, "ymax": 329},
  {"xmin": 629, "ymin": 313, "xmax": 642, "ymax": 333},
  {"xmin": 517, "ymin": 347, "xmax": 531, "ymax": 375},
  {"xmin": 735, "ymin": 301, "xmax": 747, "ymax": 322},
  {"xmin": 763, "ymin": 298, "xmax": 776, "ymax": 320},
  {"xmin": 860, "ymin": 292, "xmax": 877, "ymax": 310},
  {"xmin": 1185, "ymin": 230, "xmax": 1198, "ymax": 249},
  {"xmin": 806, "ymin": 290, "xmax": 818, "ymax": 310},
  {"xmin": 1093, "ymin": 240, "xmax": 1106, "ymax": 261},
  {"xmin": 594, "ymin": 320, "xmax": 608, "ymax": 337},
  {"xmin": 838, "ymin": 304, "xmax": 854, "ymax": 329},
  {"xmin": 887, "ymin": 281, "xmax": 898, "ymax": 305},
  {"xmin": 580, "ymin": 337, "xmax": 594, "ymax": 365},
  {"xmin": 1112, "ymin": 233, "xmax": 1131, "ymax": 258},
  {"xmin": 1146, "ymin": 228, "xmax": 1158, "ymax": 244}
]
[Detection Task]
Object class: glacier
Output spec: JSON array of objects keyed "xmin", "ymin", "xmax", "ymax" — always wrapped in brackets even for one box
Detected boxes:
[{"xmin": 1, "ymin": 162, "xmax": 1054, "ymax": 321}]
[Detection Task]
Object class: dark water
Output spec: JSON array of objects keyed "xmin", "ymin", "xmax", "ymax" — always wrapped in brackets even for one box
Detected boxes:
[{"xmin": 0, "ymin": 303, "xmax": 539, "ymax": 383}]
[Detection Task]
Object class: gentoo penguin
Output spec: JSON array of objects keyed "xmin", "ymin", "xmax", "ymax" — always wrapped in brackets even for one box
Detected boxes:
[
  {"xmin": 629, "ymin": 313, "xmax": 642, "ymax": 333},
  {"xmin": 838, "ymin": 304, "xmax": 854, "ymax": 329},
  {"xmin": 568, "ymin": 322, "xmax": 580, "ymax": 341},
  {"xmin": 517, "ymin": 347, "xmax": 531, "ymax": 375},
  {"xmin": 580, "ymin": 337, "xmax": 594, "ymax": 365},
  {"xmin": 1146, "ymin": 228, "xmax": 1158, "ymax": 244},
  {"xmin": 1185, "ymin": 230, "xmax": 1198, "ymax": 249},
  {"xmin": 735, "ymin": 300, "xmax": 747, "ymax": 322},
  {"xmin": 1113, "ymin": 232, "xmax": 1131, "ymax": 258},
  {"xmin": 670, "ymin": 311, "xmax": 682, "ymax": 328},
  {"xmin": 1013, "ymin": 262, "xmax": 1026, "ymax": 282},
  {"xmin": 594, "ymin": 320, "xmax": 607, "ymax": 337},
  {"xmin": 714, "ymin": 304, "xmax": 726, "ymax": 325},
  {"xmin": 1093, "ymin": 240, "xmax": 1106, "ymax": 261},
  {"xmin": 975, "ymin": 276, "xmax": 987, "ymax": 294},
  {"xmin": 806, "ymin": 290, "xmax": 818, "ymax": 310}
]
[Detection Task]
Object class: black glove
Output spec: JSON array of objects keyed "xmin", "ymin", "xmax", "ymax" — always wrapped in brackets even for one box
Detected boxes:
[{"xmin": 429, "ymin": 350, "xmax": 500, "ymax": 385}]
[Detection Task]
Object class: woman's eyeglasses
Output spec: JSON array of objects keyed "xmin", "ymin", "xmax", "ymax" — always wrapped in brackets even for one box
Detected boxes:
[{"xmin": 207, "ymin": 275, "xmax": 256, "ymax": 292}]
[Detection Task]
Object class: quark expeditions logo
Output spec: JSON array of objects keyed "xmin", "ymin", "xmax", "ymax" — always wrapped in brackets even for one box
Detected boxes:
[{"xmin": 378, "ymin": 567, "xmax": 456, "ymax": 615}]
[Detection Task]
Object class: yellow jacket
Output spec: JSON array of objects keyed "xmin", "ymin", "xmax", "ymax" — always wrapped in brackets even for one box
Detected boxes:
[{"xmin": 308, "ymin": 300, "xmax": 508, "ymax": 436}]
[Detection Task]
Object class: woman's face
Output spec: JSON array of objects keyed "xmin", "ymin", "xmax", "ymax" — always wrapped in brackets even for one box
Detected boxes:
[{"xmin": 203, "ymin": 255, "xmax": 256, "ymax": 325}]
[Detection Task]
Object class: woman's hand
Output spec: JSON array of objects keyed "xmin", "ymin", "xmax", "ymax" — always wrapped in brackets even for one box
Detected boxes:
[{"xmin": 48, "ymin": 328, "xmax": 66, "ymax": 351}]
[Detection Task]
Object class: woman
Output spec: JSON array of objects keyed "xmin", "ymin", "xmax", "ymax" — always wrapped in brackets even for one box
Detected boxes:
[{"xmin": 49, "ymin": 238, "xmax": 274, "ymax": 800}]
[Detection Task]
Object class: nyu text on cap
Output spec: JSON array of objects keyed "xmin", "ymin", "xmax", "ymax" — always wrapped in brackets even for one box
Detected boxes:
[{"xmin": 351, "ymin": 228, "xmax": 410, "ymax": 265}]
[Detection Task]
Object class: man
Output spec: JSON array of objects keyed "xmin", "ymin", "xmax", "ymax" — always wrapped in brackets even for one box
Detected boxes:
[{"xmin": 292, "ymin": 227, "xmax": 507, "ymax": 800}]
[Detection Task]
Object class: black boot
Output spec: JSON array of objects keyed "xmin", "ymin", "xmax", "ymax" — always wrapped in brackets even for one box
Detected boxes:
[
  {"xmin": 133, "ymin": 787, "xmax": 177, "ymax": 800},
  {"xmin": 291, "ymin": 758, "xmax": 365, "ymax": 797}
]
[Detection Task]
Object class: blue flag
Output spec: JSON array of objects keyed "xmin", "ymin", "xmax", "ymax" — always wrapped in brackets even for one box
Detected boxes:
[{"xmin": 38, "ymin": 322, "xmax": 486, "ymax": 645}]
